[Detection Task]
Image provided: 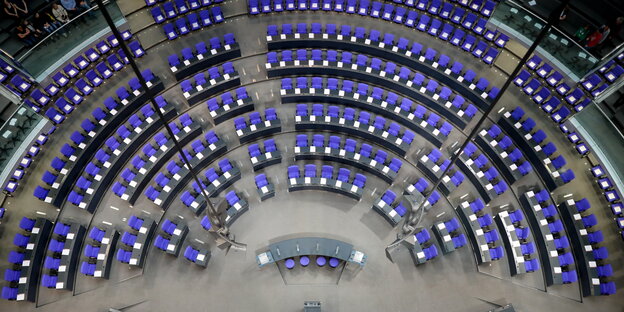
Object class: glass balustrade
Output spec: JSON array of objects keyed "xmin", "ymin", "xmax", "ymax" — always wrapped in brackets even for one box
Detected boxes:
[
  {"xmin": 0, "ymin": 103, "xmax": 47, "ymax": 188},
  {"xmin": 489, "ymin": 0, "xmax": 599, "ymax": 81},
  {"xmin": 14, "ymin": 0, "xmax": 126, "ymax": 82},
  {"xmin": 571, "ymin": 104, "xmax": 624, "ymax": 194}
]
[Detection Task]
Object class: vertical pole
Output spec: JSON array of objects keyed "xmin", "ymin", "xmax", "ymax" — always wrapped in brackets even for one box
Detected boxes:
[
  {"xmin": 93, "ymin": 0, "xmax": 244, "ymax": 249},
  {"xmin": 388, "ymin": 0, "xmax": 571, "ymax": 249}
]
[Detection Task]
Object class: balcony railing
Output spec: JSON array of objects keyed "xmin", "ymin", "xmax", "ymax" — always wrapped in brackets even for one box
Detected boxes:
[
  {"xmin": 488, "ymin": 0, "xmax": 599, "ymax": 82},
  {"xmin": 15, "ymin": 0, "xmax": 126, "ymax": 81}
]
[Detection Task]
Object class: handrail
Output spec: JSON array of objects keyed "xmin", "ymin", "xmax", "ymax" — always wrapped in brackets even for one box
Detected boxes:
[
  {"xmin": 571, "ymin": 104, "xmax": 624, "ymax": 195},
  {"xmin": 16, "ymin": 2, "xmax": 106, "ymax": 62},
  {"xmin": 503, "ymin": 0, "xmax": 594, "ymax": 56}
]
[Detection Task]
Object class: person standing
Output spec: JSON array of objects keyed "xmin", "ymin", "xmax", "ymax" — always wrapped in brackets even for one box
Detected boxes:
[
  {"xmin": 34, "ymin": 11, "xmax": 62, "ymax": 34},
  {"xmin": 3, "ymin": 0, "xmax": 28, "ymax": 19},
  {"xmin": 16, "ymin": 21, "xmax": 40, "ymax": 46},
  {"xmin": 22, "ymin": 19, "xmax": 45, "ymax": 40},
  {"xmin": 609, "ymin": 17, "xmax": 623, "ymax": 42},
  {"xmin": 574, "ymin": 25, "xmax": 591, "ymax": 42},
  {"xmin": 598, "ymin": 25, "xmax": 611, "ymax": 45},
  {"xmin": 584, "ymin": 26, "xmax": 607, "ymax": 49},
  {"xmin": 60, "ymin": 0, "xmax": 91, "ymax": 17},
  {"xmin": 52, "ymin": 3, "xmax": 70, "ymax": 24}
]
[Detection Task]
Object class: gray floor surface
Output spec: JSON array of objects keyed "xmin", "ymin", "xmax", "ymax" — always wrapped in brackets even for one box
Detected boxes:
[{"xmin": 0, "ymin": 0, "xmax": 622, "ymax": 311}]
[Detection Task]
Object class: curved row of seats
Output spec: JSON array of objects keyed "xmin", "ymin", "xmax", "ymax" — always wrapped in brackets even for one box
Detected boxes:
[
  {"xmin": 282, "ymin": 78, "xmax": 455, "ymax": 148},
  {"xmin": 266, "ymin": 23, "xmax": 500, "ymax": 107},
  {"xmin": 280, "ymin": 76, "xmax": 478, "ymax": 132},
  {"xmin": 79, "ymin": 225, "xmax": 118, "ymax": 279},
  {"xmin": 3, "ymin": 125, "xmax": 55, "ymax": 195},
  {"xmin": 116, "ymin": 216, "xmax": 156, "ymax": 267},
  {"xmin": 2, "ymin": 31, "xmax": 131, "ymax": 109},
  {"xmin": 454, "ymin": 142, "xmax": 508, "ymax": 202},
  {"xmin": 418, "ymin": 147, "xmax": 452, "ymax": 181},
  {"xmin": 515, "ymin": 68, "xmax": 578, "ymax": 124},
  {"xmin": 0, "ymin": 61, "xmax": 32, "ymax": 100},
  {"xmin": 42, "ymin": 88, "xmax": 169, "ymax": 197},
  {"xmin": 196, "ymin": 191, "xmax": 250, "ymax": 226},
  {"xmin": 410, "ymin": 148, "xmax": 464, "ymax": 196},
  {"xmin": 162, "ymin": 6, "xmax": 224, "ymax": 40},
  {"xmin": 287, "ymin": 164, "xmax": 368, "ymax": 200},
  {"xmin": 590, "ymin": 169, "xmax": 621, "ymax": 205},
  {"xmin": 168, "ymin": 33, "xmax": 239, "ymax": 80},
  {"xmin": 581, "ymin": 58, "xmax": 624, "ymax": 98},
  {"xmin": 394, "ymin": 0, "xmax": 497, "ymax": 18},
  {"xmin": 590, "ymin": 165, "xmax": 624, "ymax": 240},
  {"xmin": 251, "ymin": 0, "xmax": 497, "ymax": 20},
  {"xmin": 2, "ymin": 218, "xmax": 52, "ymax": 301},
  {"xmin": 145, "ymin": 154, "xmax": 239, "ymax": 210},
  {"xmin": 396, "ymin": 0, "xmax": 494, "ymax": 17},
  {"xmin": 475, "ymin": 124, "xmax": 533, "ymax": 184},
  {"xmin": 248, "ymin": 138, "xmax": 282, "ymax": 171},
  {"xmin": 431, "ymin": 217, "xmax": 468, "ymax": 254},
  {"xmin": 271, "ymin": 52, "xmax": 475, "ymax": 130},
  {"xmin": 250, "ymin": 0, "xmax": 503, "ymax": 63},
  {"xmin": 463, "ymin": 126, "xmax": 530, "ymax": 193},
  {"xmin": 295, "ymin": 103, "xmax": 415, "ymax": 156},
  {"xmin": 295, "ymin": 134, "xmax": 402, "ymax": 183},
  {"xmin": 43, "ymin": 65, "xmax": 149, "ymax": 125},
  {"xmin": 150, "ymin": 0, "xmax": 223, "ymax": 24},
  {"xmin": 563, "ymin": 129, "xmax": 590, "ymax": 157},
  {"xmin": 180, "ymin": 61, "xmax": 238, "ymax": 105},
  {"xmin": 43, "ymin": 67, "xmax": 159, "ymax": 127},
  {"xmin": 67, "ymin": 113, "xmax": 198, "ymax": 213},
  {"xmin": 34, "ymin": 72, "xmax": 166, "ymax": 207},
  {"xmin": 499, "ymin": 106, "xmax": 575, "ymax": 190},
  {"xmin": 113, "ymin": 130, "xmax": 226, "ymax": 205},
  {"xmin": 373, "ymin": 181, "xmax": 440, "ymax": 226},
  {"xmin": 404, "ymin": 167, "xmax": 458, "ymax": 201},
  {"xmin": 455, "ymin": 198, "xmax": 504, "ymax": 263},
  {"xmin": 41, "ymin": 222, "xmax": 85, "ymax": 290},
  {"xmin": 558, "ymin": 198, "xmax": 616, "ymax": 295},
  {"xmin": 496, "ymin": 209, "xmax": 540, "ymax": 275},
  {"xmin": 412, "ymin": 228, "xmax": 439, "ymax": 264},
  {"xmin": 519, "ymin": 190, "xmax": 579, "ymax": 285},
  {"xmin": 153, "ymin": 217, "xmax": 189, "ymax": 256},
  {"xmin": 234, "ymin": 109, "xmax": 281, "ymax": 143},
  {"xmin": 28, "ymin": 31, "xmax": 138, "ymax": 113},
  {"xmin": 521, "ymin": 55, "xmax": 594, "ymax": 113},
  {"xmin": 175, "ymin": 158, "xmax": 241, "ymax": 214}
]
